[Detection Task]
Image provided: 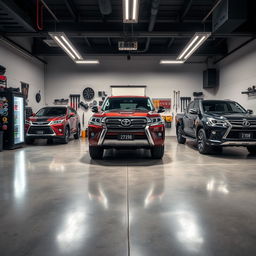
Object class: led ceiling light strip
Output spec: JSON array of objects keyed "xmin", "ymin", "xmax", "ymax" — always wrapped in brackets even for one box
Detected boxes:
[
  {"xmin": 49, "ymin": 32, "xmax": 99, "ymax": 64},
  {"xmin": 75, "ymin": 60, "xmax": 100, "ymax": 64},
  {"xmin": 177, "ymin": 36, "xmax": 199, "ymax": 60},
  {"xmin": 54, "ymin": 36, "xmax": 76, "ymax": 60},
  {"xmin": 160, "ymin": 32, "xmax": 211, "ymax": 65},
  {"xmin": 178, "ymin": 32, "xmax": 211, "ymax": 61},
  {"xmin": 60, "ymin": 35, "xmax": 82, "ymax": 60},
  {"xmin": 184, "ymin": 36, "xmax": 206, "ymax": 60},
  {"xmin": 160, "ymin": 60, "xmax": 184, "ymax": 64},
  {"xmin": 123, "ymin": 0, "xmax": 139, "ymax": 23}
]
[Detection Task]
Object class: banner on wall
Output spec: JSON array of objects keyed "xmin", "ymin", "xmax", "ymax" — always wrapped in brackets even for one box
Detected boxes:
[{"xmin": 152, "ymin": 98, "xmax": 171, "ymax": 109}]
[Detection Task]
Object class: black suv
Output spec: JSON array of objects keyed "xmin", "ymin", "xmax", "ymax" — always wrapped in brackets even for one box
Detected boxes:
[{"xmin": 176, "ymin": 100, "xmax": 256, "ymax": 154}]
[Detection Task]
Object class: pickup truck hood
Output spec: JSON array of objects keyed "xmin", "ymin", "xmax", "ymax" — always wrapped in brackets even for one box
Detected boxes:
[
  {"xmin": 29, "ymin": 115, "xmax": 66, "ymax": 122},
  {"xmin": 208, "ymin": 113, "xmax": 256, "ymax": 120},
  {"xmin": 94, "ymin": 110, "xmax": 159, "ymax": 117}
]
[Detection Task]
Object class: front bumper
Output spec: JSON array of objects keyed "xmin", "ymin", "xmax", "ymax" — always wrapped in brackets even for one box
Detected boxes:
[
  {"xmin": 26, "ymin": 124, "xmax": 65, "ymax": 139},
  {"xmin": 205, "ymin": 124, "xmax": 256, "ymax": 147},
  {"xmin": 88, "ymin": 124, "xmax": 165, "ymax": 148}
]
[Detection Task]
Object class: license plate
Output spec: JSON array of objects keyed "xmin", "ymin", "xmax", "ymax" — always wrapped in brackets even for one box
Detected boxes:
[
  {"xmin": 241, "ymin": 133, "xmax": 252, "ymax": 139},
  {"xmin": 36, "ymin": 130, "xmax": 44, "ymax": 135},
  {"xmin": 118, "ymin": 134, "xmax": 134, "ymax": 140}
]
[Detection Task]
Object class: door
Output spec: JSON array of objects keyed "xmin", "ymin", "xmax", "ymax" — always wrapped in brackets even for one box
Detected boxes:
[
  {"xmin": 13, "ymin": 96, "xmax": 25, "ymax": 144},
  {"xmin": 69, "ymin": 108, "xmax": 77, "ymax": 133},
  {"xmin": 183, "ymin": 102, "xmax": 194, "ymax": 136},
  {"xmin": 189, "ymin": 100, "xmax": 200, "ymax": 137}
]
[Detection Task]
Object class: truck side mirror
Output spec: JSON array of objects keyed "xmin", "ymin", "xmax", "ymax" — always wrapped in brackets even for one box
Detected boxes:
[
  {"xmin": 247, "ymin": 109, "xmax": 253, "ymax": 114},
  {"xmin": 189, "ymin": 108, "xmax": 198, "ymax": 115},
  {"xmin": 157, "ymin": 106, "xmax": 165, "ymax": 113},
  {"xmin": 92, "ymin": 106, "xmax": 98, "ymax": 113}
]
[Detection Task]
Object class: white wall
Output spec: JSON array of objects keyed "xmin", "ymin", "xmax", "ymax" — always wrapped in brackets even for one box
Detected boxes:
[
  {"xmin": 45, "ymin": 56, "xmax": 205, "ymax": 135},
  {"xmin": 0, "ymin": 41, "xmax": 45, "ymax": 112},
  {"xmin": 204, "ymin": 39, "xmax": 256, "ymax": 112}
]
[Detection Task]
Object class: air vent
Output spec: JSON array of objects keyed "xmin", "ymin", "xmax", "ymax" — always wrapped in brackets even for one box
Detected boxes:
[
  {"xmin": 43, "ymin": 39, "xmax": 58, "ymax": 47},
  {"xmin": 118, "ymin": 41, "xmax": 138, "ymax": 51}
]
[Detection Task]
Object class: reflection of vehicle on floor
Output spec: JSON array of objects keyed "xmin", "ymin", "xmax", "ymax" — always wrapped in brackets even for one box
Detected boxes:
[
  {"xmin": 176, "ymin": 100, "xmax": 256, "ymax": 154},
  {"xmin": 25, "ymin": 106, "xmax": 80, "ymax": 144},
  {"xmin": 88, "ymin": 96, "xmax": 165, "ymax": 159}
]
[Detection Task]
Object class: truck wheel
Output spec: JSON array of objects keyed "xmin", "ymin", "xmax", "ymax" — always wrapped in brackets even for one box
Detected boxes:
[
  {"xmin": 74, "ymin": 125, "xmax": 80, "ymax": 139},
  {"xmin": 26, "ymin": 138, "xmax": 34, "ymax": 145},
  {"xmin": 177, "ymin": 125, "xmax": 186, "ymax": 144},
  {"xmin": 151, "ymin": 145, "xmax": 164, "ymax": 159},
  {"xmin": 247, "ymin": 146, "xmax": 256, "ymax": 155},
  {"xmin": 197, "ymin": 129, "xmax": 212, "ymax": 154},
  {"xmin": 89, "ymin": 146, "xmax": 104, "ymax": 159},
  {"xmin": 62, "ymin": 127, "xmax": 70, "ymax": 144}
]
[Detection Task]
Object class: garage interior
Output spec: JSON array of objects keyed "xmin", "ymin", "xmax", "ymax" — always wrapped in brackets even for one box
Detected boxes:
[{"xmin": 1, "ymin": 0, "xmax": 256, "ymax": 255}]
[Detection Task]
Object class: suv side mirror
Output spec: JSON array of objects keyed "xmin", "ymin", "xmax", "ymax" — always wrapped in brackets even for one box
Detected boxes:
[
  {"xmin": 69, "ymin": 112, "xmax": 75, "ymax": 118},
  {"xmin": 189, "ymin": 108, "xmax": 199, "ymax": 115},
  {"xmin": 157, "ymin": 106, "xmax": 165, "ymax": 113},
  {"xmin": 92, "ymin": 106, "xmax": 98, "ymax": 113},
  {"xmin": 247, "ymin": 109, "xmax": 253, "ymax": 114},
  {"xmin": 32, "ymin": 113, "xmax": 36, "ymax": 117}
]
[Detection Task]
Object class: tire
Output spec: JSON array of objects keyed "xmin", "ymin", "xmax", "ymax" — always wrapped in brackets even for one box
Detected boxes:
[
  {"xmin": 247, "ymin": 146, "xmax": 256, "ymax": 155},
  {"xmin": 176, "ymin": 125, "xmax": 186, "ymax": 144},
  {"xmin": 74, "ymin": 125, "xmax": 80, "ymax": 140},
  {"xmin": 26, "ymin": 138, "xmax": 35, "ymax": 145},
  {"xmin": 151, "ymin": 145, "xmax": 164, "ymax": 159},
  {"xmin": 89, "ymin": 146, "xmax": 104, "ymax": 159},
  {"xmin": 47, "ymin": 138, "xmax": 54, "ymax": 145},
  {"xmin": 197, "ymin": 129, "xmax": 213, "ymax": 154},
  {"xmin": 61, "ymin": 127, "xmax": 70, "ymax": 144}
]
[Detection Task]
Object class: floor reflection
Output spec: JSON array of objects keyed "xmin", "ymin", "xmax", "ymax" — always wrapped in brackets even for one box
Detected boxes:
[{"xmin": 14, "ymin": 151, "xmax": 26, "ymax": 200}]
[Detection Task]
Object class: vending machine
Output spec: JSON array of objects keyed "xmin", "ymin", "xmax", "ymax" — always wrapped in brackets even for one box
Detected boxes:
[{"xmin": 0, "ymin": 89, "xmax": 25, "ymax": 149}]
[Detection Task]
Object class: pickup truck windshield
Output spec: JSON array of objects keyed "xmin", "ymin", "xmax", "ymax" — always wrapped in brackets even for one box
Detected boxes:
[
  {"xmin": 36, "ymin": 107, "xmax": 67, "ymax": 116},
  {"xmin": 202, "ymin": 101, "xmax": 246, "ymax": 114},
  {"xmin": 102, "ymin": 97, "xmax": 155, "ymax": 111}
]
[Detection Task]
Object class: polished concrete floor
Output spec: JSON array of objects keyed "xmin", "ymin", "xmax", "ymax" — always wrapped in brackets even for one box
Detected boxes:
[{"xmin": 0, "ymin": 137, "xmax": 256, "ymax": 256}]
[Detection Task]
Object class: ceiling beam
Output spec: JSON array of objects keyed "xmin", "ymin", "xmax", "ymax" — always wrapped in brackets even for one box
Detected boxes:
[
  {"xmin": 5, "ymin": 31, "xmax": 255, "ymax": 38},
  {"xmin": 64, "ymin": 0, "xmax": 79, "ymax": 22},
  {"xmin": 180, "ymin": 0, "xmax": 193, "ymax": 21},
  {"xmin": 0, "ymin": 0, "xmax": 35, "ymax": 32}
]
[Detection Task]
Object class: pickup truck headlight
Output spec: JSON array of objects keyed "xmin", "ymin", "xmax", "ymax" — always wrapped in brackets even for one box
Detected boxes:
[
  {"xmin": 89, "ymin": 117, "xmax": 104, "ymax": 126},
  {"xmin": 50, "ymin": 119, "xmax": 65, "ymax": 125},
  {"xmin": 25, "ymin": 120, "xmax": 32, "ymax": 125},
  {"xmin": 206, "ymin": 117, "xmax": 229, "ymax": 127},
  {"xmin": 148, "ymin": 117, "xmax": 164, "ymax": 126}
]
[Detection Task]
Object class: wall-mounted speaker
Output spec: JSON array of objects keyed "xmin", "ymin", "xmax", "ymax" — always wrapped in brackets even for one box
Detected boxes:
[{"xmin": 203, "ymin": 69, "xmax": 219, "ymax": 89}]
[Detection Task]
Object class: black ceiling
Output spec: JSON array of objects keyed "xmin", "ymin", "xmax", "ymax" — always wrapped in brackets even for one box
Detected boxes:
[{"xmin": 0, "ymin": 0, "xmax": 256, "ymax": 61}]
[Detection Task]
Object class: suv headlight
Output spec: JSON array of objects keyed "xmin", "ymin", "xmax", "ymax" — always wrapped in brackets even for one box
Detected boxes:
[
  {"xmin": 206, "ymin": 117, "xmax": 229, "ymax": 127},
  {"xmin": 148, "ymin": 117, "xmax": 164, "ymax": 126},
  {"xmin": 89, "ymin": 117, "xmax": 104, "ymax": 126},
  {"xmin": 25, "ymin": 120, "xmax": 32, "ymax": 125},
  {"xmin": 50, "ymin": 119, "xmax": 65, "ymax": 125}
]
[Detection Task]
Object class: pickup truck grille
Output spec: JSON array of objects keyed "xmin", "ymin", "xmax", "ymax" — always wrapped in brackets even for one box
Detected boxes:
[
  {"xmin": 229, "ymin": 120, "xmax": 256, "ymax": 128},
  {"xmin": 226, "ymin": 129, "xmax": 256, "ymax": 139},
  {"xmin": 105, "ymin": 118, "xmax": 147, "ymax": 129}
]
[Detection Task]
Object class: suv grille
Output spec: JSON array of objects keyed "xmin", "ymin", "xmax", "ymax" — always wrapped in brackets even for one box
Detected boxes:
[
  {"xmin": 105, "ymin": 118, "xmax": 147, "ymax": 129},
  {"xmin": 229, "ymin": 120, "xmax": 256, "ymax": 128},
  {"xmin": 32, "ymin": 121, "xmax": 50, "ymax": 125},
  {"xmin": 28, "ymin": 126, "xmax": 54, "ymax": 135}
]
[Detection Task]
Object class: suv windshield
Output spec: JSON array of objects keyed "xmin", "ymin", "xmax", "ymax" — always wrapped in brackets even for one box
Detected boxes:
[
  {"xmin": 36, "ymin": 107, "xmax": 67, "ymax": 116},
  {"xmin": 102, "ymin": 97, "xmax": 155, "ymax": 111},
  {"xmin": 202, "ymin": 101, "xmax": 246, "ymax": 114}
]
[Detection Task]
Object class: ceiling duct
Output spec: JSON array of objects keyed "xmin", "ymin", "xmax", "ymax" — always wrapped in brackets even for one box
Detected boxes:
[
  {"xmin": 98, "ymin": 0, "xmax": 112, "ymax": 15},
  {"xmin": 212, "ymin": 0, "xmax": 247, "ymax": 33}
]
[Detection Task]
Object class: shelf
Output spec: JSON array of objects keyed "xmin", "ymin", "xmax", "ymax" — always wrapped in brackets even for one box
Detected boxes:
[{"xmin": 241, "ymin": 91, "xmax": 256, "ymax": 96}]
